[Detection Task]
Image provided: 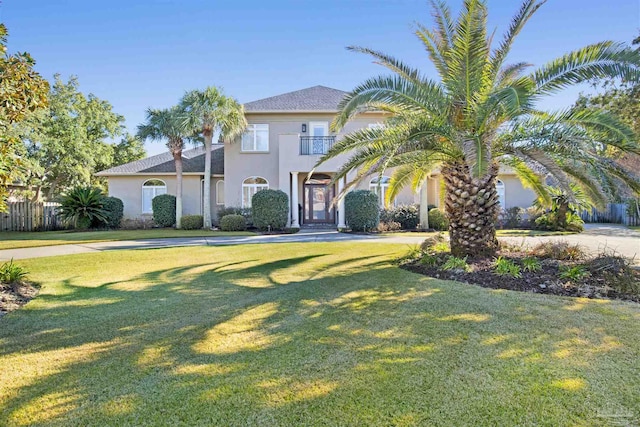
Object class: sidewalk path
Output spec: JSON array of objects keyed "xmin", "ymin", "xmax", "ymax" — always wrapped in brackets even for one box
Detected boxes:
[{"xmin": 0, "ymin": 224, "xmax": 637, "ymax": 263}]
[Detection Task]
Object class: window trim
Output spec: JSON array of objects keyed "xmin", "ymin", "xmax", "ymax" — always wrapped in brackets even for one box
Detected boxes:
[
  {"xmin": 241, "ymin": 124, "xmax": 269, "ymax": 152},
  {"xmin": 309, "ymin": 121, "xmax": 329, "ymax": 137},
  {"xmin": 242, "ymin": 176, "xmax": 269, "ymax": 208},
  {"xmin": 142, "ymin": 179, "xmax": 167, "ymax": 214},
  {"xmin": 216, "ymin": 180, "xmax": 225, "ymax": 205},
  {"xmin": 369, "ymin": 176, "xmax": 394, "ymax": 207}
]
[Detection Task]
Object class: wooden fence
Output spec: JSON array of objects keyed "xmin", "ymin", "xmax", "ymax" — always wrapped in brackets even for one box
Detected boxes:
[
  {"xmin": 580, "ymin": 202, "xmax": 640, "ymax": 227},
  {"xmin": 0, "ymin": 202, "xmax": 62, "ymax": 232}
]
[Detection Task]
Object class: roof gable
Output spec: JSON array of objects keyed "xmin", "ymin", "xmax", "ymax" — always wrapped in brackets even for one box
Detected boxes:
[{"xmin": 243, "ymin": 85, "xmax": 348, "ymax": 112}]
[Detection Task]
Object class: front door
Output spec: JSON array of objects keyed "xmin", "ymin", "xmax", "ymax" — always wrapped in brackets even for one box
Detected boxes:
[{"xmin": 304, "ymin": 177, "xmax": 335, "ymax": 224}]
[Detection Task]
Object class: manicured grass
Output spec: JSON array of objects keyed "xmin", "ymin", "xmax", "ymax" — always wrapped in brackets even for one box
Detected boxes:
[
  {"xmin": 1, "ymin": 243, "xmax": 639, "ymax": 426},
  {"xmin": 0, "ymin": 229, "xmax": 254, "ymax": 250},
  {"xmin": 381, "ymin": 229, "xmax": 574, "ymax": 238}
]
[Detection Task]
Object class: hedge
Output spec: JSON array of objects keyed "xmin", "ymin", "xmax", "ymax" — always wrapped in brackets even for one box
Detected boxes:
[
  {"xmin": 220, "ymin": 214, "xmax": 247, "ymax": 231},
  {"xmin": 252, "ymin": 189, "xmax": 289, "ymax": 231},
  {"xmin": 181, "ymin": 215, "xmax": 204, "ymax": 230},
  {"xmin": 345, "ymin": 190, "xmax": 379, "ymax": 232},
  {"xmin": 152, "ymin": 194, "xmax": 176, "ymax": 227},
  {"xmin": 380, "ymin": 204, "xmax": 419, "ymax": 230},
  {"xmin": 101, "ymin": 196, "xmax": 124, "ymax": 229}
]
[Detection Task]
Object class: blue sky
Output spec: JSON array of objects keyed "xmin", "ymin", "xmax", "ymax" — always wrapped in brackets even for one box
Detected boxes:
[{"xmin": 2, "ymin": 0, "xmax": 639, "ymax": 155}]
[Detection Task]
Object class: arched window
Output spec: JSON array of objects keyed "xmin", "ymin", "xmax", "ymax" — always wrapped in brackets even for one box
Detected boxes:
[
  {"xmin": 242, "ymin": 176, "xmax": 268, "ymax": 207},
  {"xmin": 142, "ymin": 179, "xmax": 167, "ymax": 213},
  {"xmin": 496, "ymin": 179, "xmax": 506, "ymax": 208},
  {"xmin": 369, "ymin": 176, "xmax": 393, "ymax": 207},
  {"xmin": 216, "ymin": 180, "xmax": 225, "ymax": 205}
]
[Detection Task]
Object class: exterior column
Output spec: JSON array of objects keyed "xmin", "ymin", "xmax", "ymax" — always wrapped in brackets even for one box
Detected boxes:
[
  {"xmin": 291, "ymin": 172, "xmax": 300, "ymax": 228},
  {"xmin": 419, "ymin": 178, "xmax": 429, "ymax": 230},
  {"xmin": 338, "ymin": 177, "xmax": 346, "ymax": 229}
]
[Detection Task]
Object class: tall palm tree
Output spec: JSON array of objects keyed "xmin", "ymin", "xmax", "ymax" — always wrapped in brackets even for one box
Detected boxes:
[
  {"xmin": 318, "ymin": 0, "xmax": 640, "ymax": 256},
  {"xmin": 181, "ymin": 87, "xmax": 246, "ymax": 229},
  {"xmin": 137, "ymin": 106, "xmax": 187, "ymax": 228}
]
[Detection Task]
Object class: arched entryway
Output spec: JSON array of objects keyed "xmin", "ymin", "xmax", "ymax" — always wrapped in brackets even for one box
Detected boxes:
[{"xmin": 304, "ymin": 174, "xmax": 335, "ymax": 224}]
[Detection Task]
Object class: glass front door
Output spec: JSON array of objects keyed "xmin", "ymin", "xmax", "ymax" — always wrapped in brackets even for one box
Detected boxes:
[{"xmin": 304, "ymin": 184, "xmax": 335, "ymax": 224}]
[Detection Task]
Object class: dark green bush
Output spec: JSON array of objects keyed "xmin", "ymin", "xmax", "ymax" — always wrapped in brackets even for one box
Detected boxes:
[
  {"xmin": 345, "ymin": 190, "xmax": 379, "ymax": 232},
  {"xmin": 101, "ymin": 197, "xmax": 124, "ymax": 228},
  {"xmin": 58, "ymin": 186, "xmax": 108, "ymax": 230},
  {"xmin": 252, "ymin": 189, "xmax": 289, "ymax": 231},
  {"xmin": 217, "ymin": 206, "xmax": 252, "ymax": 227},
  {"xmin": 152, "ymin": 194, "xmax": 176, "ymax": 227},
  {"xmin": 220, "ymin": 214, "xmax": 247, "ymax": 231},
  {"xmin": 181, "ymin": 215, "xmax": 203, "ymax": 230},
  {"xmin": 428, "ymin": 208, "xmax": 449, "ymax": 231},
  {"xmin": 382, "ymin": 204, "xmax": 420, "ymax": 230},
  {"xmin": 499, "ymin": 206, "xmax": 524, "ymax": 229}
]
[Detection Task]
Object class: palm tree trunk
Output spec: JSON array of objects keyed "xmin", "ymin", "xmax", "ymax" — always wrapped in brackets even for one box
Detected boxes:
[
  {"xmin": 443, "ymin": 162, "xmax": 500, "ymax": 257},
  {"xmin": 202, "ymin": 129, "xmax": 213, "ymax": 229},
  {"xmin": 173, "ymin": 150, "xmax": 183, "ymax": 229}
]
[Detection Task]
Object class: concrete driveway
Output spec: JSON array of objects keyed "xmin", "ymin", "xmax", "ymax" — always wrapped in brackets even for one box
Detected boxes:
[{"xmin": 0, "ymin": 224, "xmax": 638, "ymax": 263}]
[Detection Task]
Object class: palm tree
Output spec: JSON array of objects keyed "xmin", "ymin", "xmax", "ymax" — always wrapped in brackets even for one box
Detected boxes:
[
  {"xmin": 181, "ymin": 87, "xmax": 246, "ymax": 229},
  {"xmin": 318, "ymin": 0, "xmax": 640, "ymax": 256},
  {"xmin": 137, "ymin": 106, "xmax": 187, "ymax": 228}
]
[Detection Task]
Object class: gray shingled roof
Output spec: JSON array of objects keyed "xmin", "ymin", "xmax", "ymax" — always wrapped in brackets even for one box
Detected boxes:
[
  {"xmin": 244, "ymin": 85, "xmax": 348, "ymax": 112},
  {"xmin": 96, "ymin": 145, "xmax": 224, "ymax": 176}
]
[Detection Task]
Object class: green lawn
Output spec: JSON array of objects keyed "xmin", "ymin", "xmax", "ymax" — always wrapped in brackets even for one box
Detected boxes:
[
  {"xmin": 0, "ymin": 229, "xmax": 254, "ymax": 250},
  {"xmin": 382, "ymin": 229, "xmax": 575, "ymax": 238},
  {"xmin": 1, "ymin": 243, "xmax": 639, "ymax": 426}
]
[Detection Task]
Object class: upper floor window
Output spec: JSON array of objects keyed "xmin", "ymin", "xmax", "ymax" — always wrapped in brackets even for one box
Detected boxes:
[
  {"xmin": 242, "ymin": 124, "xmax": 269, "ymax": 152},
  {"xmin": 370, "ymin": 176, "xmax": 395, "ymax": 207},
  {"xmin": 142, "ymin": 179, "xmax": 167, "ymax": 213},
  {"xmin": 368, "ymin": 123, "xmax": 384, "ymax": 129},
  {"xmin": 242, "ymin": 176, "xmax": 269, "ymax": 207}
]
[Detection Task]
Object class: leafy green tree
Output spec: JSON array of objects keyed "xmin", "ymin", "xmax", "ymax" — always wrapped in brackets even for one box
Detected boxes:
[
  {"xmin": 112, "ymin": 133, "xmax": 146, "ymax": 166},
  {"xmin": 0, "ymin": 24, "xmax": 49, "ymax": 211},
  {"xmin": 137, "ymin": 106, "xmax": 187, "ymax": 228},
  {"xmin": 25, "ymin": 75, "xmax": 123, "ymax": 198},
  {"xmin": 181, "ymin": 87, "xmax": 246, "ymax": 228},
  {"xmin": 318, "ymin": 0, "xmax": 640, "ymax": 256}
]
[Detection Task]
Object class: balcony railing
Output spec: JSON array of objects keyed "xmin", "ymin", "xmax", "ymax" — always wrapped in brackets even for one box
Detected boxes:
[{"xmin": 300, "ymin": 136, "xmax": 336, "ymax": 155}]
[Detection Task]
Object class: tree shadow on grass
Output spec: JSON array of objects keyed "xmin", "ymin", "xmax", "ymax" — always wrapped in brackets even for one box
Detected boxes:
[{"xmin": 1, "ymin": 247, "xmax": 639, "ymax": 426}]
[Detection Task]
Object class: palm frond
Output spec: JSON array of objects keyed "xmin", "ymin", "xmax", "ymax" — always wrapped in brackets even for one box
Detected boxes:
[{"xmin": 533, "ymin": 41, "xmax": 640, "ymax": 96}]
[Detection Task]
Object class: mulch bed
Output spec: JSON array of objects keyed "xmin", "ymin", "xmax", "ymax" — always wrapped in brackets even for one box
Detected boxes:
[
  {"xmin": 402, "ymin": 251, "xmax": 640, "ymax": 303},
  {"xmin": 0, "ymin": 282, "xmax": 39, "ymax": 318}
]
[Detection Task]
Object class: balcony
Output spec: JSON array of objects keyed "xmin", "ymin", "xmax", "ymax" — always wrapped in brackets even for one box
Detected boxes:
[{"xmin": 299, "ymin": 136, "xmax": 335, "ymax": 155}]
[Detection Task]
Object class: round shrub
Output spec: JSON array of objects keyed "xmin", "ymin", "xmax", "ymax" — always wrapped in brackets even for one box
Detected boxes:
[
  {"xmin": 252, "ymin": 189, "xmax": 289, "ymax": 231},
  {"xmin": 220, "ymin": 214, "xmax": 247, "ymax": 231},
  {"xmin": 152, "ymin": 194, "xmax": 176, "ymax": 227},
  {"xmin": 345, "ymin": 190, "xmax": 379, "ymax": 232},
  {"xmin": 181, "ymin": 215, "xmax": 203, "ymax": 230},
  {"xmin": 101, "ymin": 196, "xmax": 124, "ymax": 228},
  {"xmin": 428, "ymin": 208, "xmax": 449, "ymax": 231},
  {"xmin": 392, "ymin": 204, "xmax": 420, "ymax": 230}
]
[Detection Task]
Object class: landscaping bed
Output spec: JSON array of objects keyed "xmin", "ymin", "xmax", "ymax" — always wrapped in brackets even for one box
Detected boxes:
[
  {"xmin": 402, "ymin": 238, "xmax": 640, "ymax": 303},
  {"xmin": 0, "ymin": 281, "xmax": 39, "ymax": 317}
]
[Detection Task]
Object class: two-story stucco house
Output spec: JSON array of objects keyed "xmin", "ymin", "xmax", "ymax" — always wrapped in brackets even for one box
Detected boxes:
[{"xmin": 97, "ymin": 86, "xmax": 536, "ymax": 228}]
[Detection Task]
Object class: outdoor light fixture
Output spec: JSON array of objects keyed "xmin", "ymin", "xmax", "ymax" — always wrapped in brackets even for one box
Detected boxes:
[{"xmin": 301, "ymin": 124, "xmax": 307, "ymax": 133}]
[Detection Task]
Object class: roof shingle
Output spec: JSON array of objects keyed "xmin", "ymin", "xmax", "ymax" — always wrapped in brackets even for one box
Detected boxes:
[
  {"xmin": 243, "ymin": 85, "xmax": 348, "ymax": 112},
  {"xmin": 96, "ymin": 145, "xmax": 224, "ymax": 176}
]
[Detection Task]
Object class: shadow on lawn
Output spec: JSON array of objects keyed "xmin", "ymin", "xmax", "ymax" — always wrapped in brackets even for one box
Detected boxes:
[{"xmin": 0, "ymin": 247, "xmax": 638, "ymax": 425}]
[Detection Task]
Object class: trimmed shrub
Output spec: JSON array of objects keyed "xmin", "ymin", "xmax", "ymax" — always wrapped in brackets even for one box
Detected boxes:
[
  {"xmin": 220, "ymin": 214, "xmax": 247, "ymax": 231},
  {"xmin": 181, "ymin": 215, "xmax": 204, "ymax": 230},
  {"xmin": 345, "ymin": 190, "xmax": 379, "ymax": 232},
  {"xmin": 101, "ymin": 197, "xmax": 124, "ymax": 228},
  {"xmin": 217, "ymin": 206, "xmax": 252, "ymax": 227},
  {"xmin": 152, "ymin": 194, "xmax": 176, "ymax": 227},
  {"xmin": 380, "ymin": 204, "xmax": 420, "ymax": 230},
  {"xmin": 428, "ymin": 208, "xmax": 449, "ymax": 231},
  {"xmin": 252, "ymin": 189, "xmax": 289, "ymax": 231}
]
